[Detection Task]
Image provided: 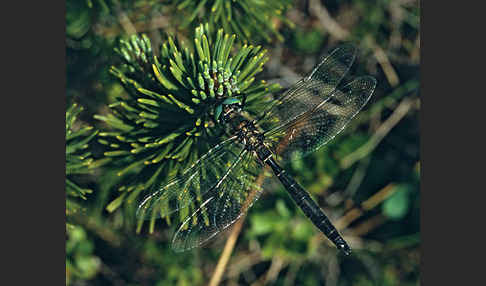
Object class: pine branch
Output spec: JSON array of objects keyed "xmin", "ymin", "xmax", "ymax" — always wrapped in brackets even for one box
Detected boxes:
[
  {"xmin": 96, "ymin": 23, "xmax": 281, "ymax": 231},
  {"xmin": 66, "ymin": 103, "xmax": 99, "ymax": 217}
]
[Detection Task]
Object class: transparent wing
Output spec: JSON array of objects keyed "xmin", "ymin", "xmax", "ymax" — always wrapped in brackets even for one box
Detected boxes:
[
  {"xmin": 266, "ymin": 76, "xmax": 377, "ymax": 162},
  {"xmin": 136, "ymin": 136, "xmax": 243, "ymax": 220},
  {"xmin": 171, "ymin": 150, "xmax": 267, "ymax": 252},
  {"xmin": 257, "ymin": 44, "xmax": 357, "ymax": 133}
]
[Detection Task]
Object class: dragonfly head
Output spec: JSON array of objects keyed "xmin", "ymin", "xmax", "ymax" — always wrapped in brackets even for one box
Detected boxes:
[{"xmin": 215, "ymin": 97, "xmax": 243, "ymax": 123}]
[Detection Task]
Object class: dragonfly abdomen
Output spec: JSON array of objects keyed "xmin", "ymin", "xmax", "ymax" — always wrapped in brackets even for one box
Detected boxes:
[{"xmin": 264, "ymin": 155, "xmax": 351, "ymax": 255}]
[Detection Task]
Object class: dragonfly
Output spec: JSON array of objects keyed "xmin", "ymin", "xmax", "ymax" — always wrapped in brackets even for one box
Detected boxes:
[{"xmin": 137, "ymin": 44, "xmax": 377, "ymax": 256}]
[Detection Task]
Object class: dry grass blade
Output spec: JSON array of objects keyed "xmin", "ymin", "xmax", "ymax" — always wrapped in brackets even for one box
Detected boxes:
[
  {"xmin": 340, "ymin": 97, "xmax": 416, "ymax": 169},
  {"xmin": 208, "ymin": 166, "xmax": 271, "ymax": 286},
  {"xmin": 309, "ymin": 0, "xmax": 400, "ymax": 87}
]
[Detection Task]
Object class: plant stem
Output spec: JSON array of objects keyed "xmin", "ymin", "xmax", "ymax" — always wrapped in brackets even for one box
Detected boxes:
[{"xmin": 208, "ymin": 167, "xmax": 270, "ymax": 286}]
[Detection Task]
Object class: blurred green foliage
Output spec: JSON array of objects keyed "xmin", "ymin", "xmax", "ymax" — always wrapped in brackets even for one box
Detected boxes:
[
  {"xmin": 66, "ymin": 103, "xmax": 99, "ymax": 218},
  {"xmin": 66, "ymin": 0, "xmax": 420, "ymax": 285},
  {"xmin": 171, "ymin": 0, "xmax": 294, "ymax": 43},
  {"xmin": 382, "ymin": 184, "xmax": 411, "ymax": 220},
  {"xmin": 291, "ymin": 27, "xmax": 326, "ymax": 55},
  {"xmin": 66, "ymin": 225, "xmax": 101, "ymax": 283}
]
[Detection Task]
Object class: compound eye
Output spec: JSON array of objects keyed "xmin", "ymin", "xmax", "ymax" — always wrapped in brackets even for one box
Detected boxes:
[{"xmin": 222, "ymin": 98, "xmax": 241, "ymax": 105}]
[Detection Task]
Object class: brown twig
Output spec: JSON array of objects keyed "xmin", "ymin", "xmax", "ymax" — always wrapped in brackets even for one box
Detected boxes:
[
  {"xmin": 309, "ymin": 0, "xmax": 400, "ymax": 87},
  {"xmin": 70, "ymin": 214, "xmax": 122, "ymax": 247},
  {"xmin": 226, "ymin": 252, "xmax": 262, "ymax": 279},
  {"xmin": 94, "ymin": 15, "xmax": 170, "ymax": 38},
  {"xmin": 410, "ymin": 35, "xmax": 420, "ymax": 63},
  {"xmin": 309, "ymin": 0, "xmax": 350, "ymax": 40},
  {"xmin": 340, "ymin": 97, "xmax": 416, "ymax": 169},
  {"xmin": 335, "ymin": 183, "xmax": 397, "ymax": 230},
  {"xmin": 312, "ymin": 183, "xmax": 398, "ymax": 250},
  {"xmin": 283, "ymin": 262, "xmax": 302, "ymax": 286},
  {"xmin": 111, "ymin": 0, "xmax": 137, "ymax": 35},
  {"xmin": 367, "ymin": 36, "xmax": 400, "ymax": 87},
  {"xmin": 93, "ymin": 0, "xmax": 170, "ymax": 38},
  {"xmin": 351, "ymin": 214, "xmax": 387, "ymax": 236},
  {"xmin": 208, "ymin": 168, "xmax": 270, "ymax": 286},
  {"xmin": 208, "ymin": 216, "xmax": 246, "ymax": 286},
  {"xmin": 263, "ymin": 255, "xmax": 287, "ymax": 285}
]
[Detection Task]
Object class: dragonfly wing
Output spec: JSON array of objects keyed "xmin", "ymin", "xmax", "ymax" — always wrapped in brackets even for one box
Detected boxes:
[
  {"xmin": 171, "ymin": 150, "xmax": 266, "ymax": 252},
  {"xmin": 136, "ymin": 136, "xmax": 243, "ymax": 220},
  {"xmin": 257, "ymin": 44, "xmax": 357, "ymax": 133},
  {"xmin": 266, "ymin": 76, "xmax": 377, "ymax": 162}
]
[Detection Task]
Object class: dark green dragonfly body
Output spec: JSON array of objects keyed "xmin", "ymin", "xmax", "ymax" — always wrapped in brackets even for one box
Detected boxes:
[
  {"xmin": 236, "ymin": 119, "xmax": 352, "ymax": 254},
  {"xmin": 137, "ymin": 44, "xmax": 377, "ymax": 255}
]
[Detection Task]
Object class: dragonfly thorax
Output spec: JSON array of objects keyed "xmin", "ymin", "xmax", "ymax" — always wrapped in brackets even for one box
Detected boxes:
[
  {"xmin": 220, "ymin": 103, "xmax": 242, "ymax": 123},
  {"xmin": 235, "ymin": 120, "xmax": 265, "ymax": 151},
  {"xmin": 219, "ymin": 102, "xmax": 265, "ymax": 151}
]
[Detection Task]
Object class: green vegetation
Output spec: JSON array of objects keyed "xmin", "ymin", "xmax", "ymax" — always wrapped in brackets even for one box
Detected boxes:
[
  {"xmin": 171, "ymin": 0, "xmax": 294, "ymax": 42},
  {"xmin": 66, "ymin": 0, "xmax": 420, "ymax": 285},
  {"xmin": 66, "ymin": 103, "xmax": 99, "ymax": 219}
]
